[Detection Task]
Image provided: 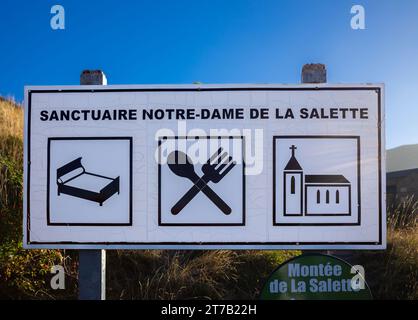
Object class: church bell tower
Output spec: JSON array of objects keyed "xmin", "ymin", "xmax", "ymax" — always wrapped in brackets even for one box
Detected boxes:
[{"xmin": 283, "ymin": 145, "xmax": 303, "ymax": 216}]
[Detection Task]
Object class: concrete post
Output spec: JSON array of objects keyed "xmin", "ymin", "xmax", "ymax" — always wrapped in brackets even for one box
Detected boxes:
[
  {"xmin": 78, "ymin": 70, "xmax": 107, "ymax": 300},
  {"xmin": 80, "ymin": 70, "xmax": 107, "ymax": 85},
  {"xmin": 301, "ymin": 63, "xmax": 327, "ymax": 83}
]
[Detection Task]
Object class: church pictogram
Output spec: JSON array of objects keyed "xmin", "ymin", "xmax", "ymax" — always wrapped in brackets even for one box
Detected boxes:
[{"xmin": 283, "ymin": 145, "xmax": 351, "ymax": 216}]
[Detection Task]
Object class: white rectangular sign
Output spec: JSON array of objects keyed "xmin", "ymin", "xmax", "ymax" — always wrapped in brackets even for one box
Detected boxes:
[{"xmin": 24, "ymin": 84, "xmax": 386, "ymax": 249}]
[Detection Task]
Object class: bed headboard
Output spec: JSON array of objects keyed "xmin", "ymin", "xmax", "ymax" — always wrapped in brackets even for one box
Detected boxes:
[{"xmin": 57, "ymin": 157, "xmax": 84, "ymax": 182}]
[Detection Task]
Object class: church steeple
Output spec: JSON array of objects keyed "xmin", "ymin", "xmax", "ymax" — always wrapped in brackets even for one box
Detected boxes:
[
  {"xmin": 284, "ymin": 145, "xmax": 302, "ymax": 170},
  {"xmin": 283, "ymin": 144, "xmax": 303, "ymax": 215}
]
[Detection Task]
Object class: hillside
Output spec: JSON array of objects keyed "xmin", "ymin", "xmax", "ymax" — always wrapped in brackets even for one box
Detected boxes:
[{"xmin": 387, "ymin": 144, "xmax": 418, "ymax": 172}]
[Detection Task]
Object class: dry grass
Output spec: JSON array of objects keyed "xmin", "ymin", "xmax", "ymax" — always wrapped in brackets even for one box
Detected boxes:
[
  {"xmin": 386, "ymin": 228, "xmax": 418, "ymax": 299},
  {"xmin": 388, "ymin": 195, "xmax": 418, "ymax": 230},
  {"xmin": 0, "ymin": 97, "xmax": 23, "ymax": 161},
  {"xmin": 0, "ymin": 98, "xmax": 23, "ymax": 215},
  {"xmin": 106, "ymin": 249, "xmax": 299, "ymax": 300},
  {"xmin": 0, "ymin": 97, "xmax": 23, "ymax": 136},
  {"xmin": 108, "ymin": 250, "xmax": 240, "ymax": 300},
  {"xmin": 354, "ymin": 197, "xmax": 418, "ymax": 300},
  {"xmin": 354, "ymin": 226, "xmax": 418, "ymax": 300}
]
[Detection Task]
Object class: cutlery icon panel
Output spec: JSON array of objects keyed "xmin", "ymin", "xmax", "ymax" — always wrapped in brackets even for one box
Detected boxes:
[{"xmin": 168, "ymin": 148, "xmax": 236, "ymax": 215}]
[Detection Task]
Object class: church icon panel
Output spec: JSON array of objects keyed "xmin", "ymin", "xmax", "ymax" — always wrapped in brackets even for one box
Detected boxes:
[{"xmin": 273, "ymin": 136, "xmax": 360, "ymax": 226}]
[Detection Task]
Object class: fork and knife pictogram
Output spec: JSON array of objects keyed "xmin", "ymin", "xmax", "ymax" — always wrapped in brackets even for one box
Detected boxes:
[{"xmin": 167, "ymin": 147, "xmax": 236, "ymax": 215}]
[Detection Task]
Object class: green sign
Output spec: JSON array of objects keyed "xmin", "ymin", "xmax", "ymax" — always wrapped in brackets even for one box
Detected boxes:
[{"xmin": 260, "ymin": 254, "xmax": 372, "ymax": 300}]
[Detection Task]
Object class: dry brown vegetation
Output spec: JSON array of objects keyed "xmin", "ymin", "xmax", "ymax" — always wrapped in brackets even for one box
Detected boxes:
[
  {"xmin": 0, "ymin": 97, "xmax": 416, "ymax": 299},
  {"xmin": 0, "ymin": 97, "xmax": 23, "ymax": 161},
  {"xmin": 355, "ymin": 196, "xmax": 418, "ymax": 299},
  {"xmin": 106, "ymin": 249, "xmax": 298, "ymax": 299}
]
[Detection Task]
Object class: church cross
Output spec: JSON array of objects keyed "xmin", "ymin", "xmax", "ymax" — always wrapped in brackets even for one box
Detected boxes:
[{"xmin": 290, "ymin": 145, "xmax": 297, "ymax": 157}]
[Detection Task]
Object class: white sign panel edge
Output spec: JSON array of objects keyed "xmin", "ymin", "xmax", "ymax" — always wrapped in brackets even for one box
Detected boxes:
[{"xmin": 23, "ymin": 83, "xmax": 386, "ymax": 250}]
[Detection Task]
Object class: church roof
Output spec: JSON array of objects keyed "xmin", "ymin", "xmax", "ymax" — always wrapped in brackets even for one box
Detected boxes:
[
  {"xmin": 284, "ymin": 156, "xmax": 302, "ymax": 170},
  {"xmin": 305, "ymin": 175, "xmax": 350, "ymax": 184}
]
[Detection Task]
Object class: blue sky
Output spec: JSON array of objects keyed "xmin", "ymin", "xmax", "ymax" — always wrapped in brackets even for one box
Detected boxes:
[{"xmin": 0, "ymin": 0, "xmax": 417, "ymax": 148}]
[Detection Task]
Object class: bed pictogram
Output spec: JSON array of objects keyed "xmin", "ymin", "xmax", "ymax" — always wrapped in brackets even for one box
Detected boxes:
[{"xmin": 56, "ymin": 157, "xmax": 120, "ymax": 206}]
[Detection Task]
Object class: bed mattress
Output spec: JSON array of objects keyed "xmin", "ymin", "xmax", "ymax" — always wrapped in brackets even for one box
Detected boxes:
[{"xmin": 65, "ymin": 173, "xmax": 114, "ymax": 193}]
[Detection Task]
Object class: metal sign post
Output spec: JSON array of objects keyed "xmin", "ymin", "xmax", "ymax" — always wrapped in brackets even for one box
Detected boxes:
[{"xmin": 78, "ymin": 70, "xmax": 107, "ymax": 300}]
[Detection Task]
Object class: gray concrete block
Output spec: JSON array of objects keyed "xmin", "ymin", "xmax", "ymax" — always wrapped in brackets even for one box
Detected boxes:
[
  {"xmin": 302, "ymin": 63, "xmax": 327, "ymax": 83},
  {"xmin": 80, "ymin": 70, "xmax": 107, "ymax": 85}
]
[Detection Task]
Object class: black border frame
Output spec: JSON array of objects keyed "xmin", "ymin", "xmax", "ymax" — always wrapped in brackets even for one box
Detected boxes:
[
  {"xmin": 273, "ymin": 135, "xmax": 361, "ymax": 226},
  {"xmin": 46, "ymin": 137, "xmax": 133, "ymax": 226},
  {"xmin": 157, "ymin": 135, "xmax": 246, "ymax": 227},
  {"xmin": 26, "ymin": 86, "xmax": 383, "ymax": 246}
]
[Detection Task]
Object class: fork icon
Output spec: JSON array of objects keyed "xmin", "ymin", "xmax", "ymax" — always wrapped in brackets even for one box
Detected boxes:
[{"xmin": 168, "ymin": 148, "xmax": 236, "ymax": 215}]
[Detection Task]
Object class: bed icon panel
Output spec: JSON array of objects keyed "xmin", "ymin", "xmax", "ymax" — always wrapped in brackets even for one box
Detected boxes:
[{"xmin": 47, "ymin": 137, "xmax": 132, "ymax": 226}]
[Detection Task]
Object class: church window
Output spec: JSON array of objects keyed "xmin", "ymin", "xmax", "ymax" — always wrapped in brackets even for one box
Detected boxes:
[
  {"xmin": 291, "ymin": 176, "xmax": 295, "ymax": 194},
  {"xmin": 336, "ymin": 190, "xmax": 340, "ymax": 204},
  {"xmin": 316, "ymin": 190, "xmax": 320, "ymax": 203},
  {"xmin": 326, "ymin": 190, "xmax": 330, "ymax": 203}
]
